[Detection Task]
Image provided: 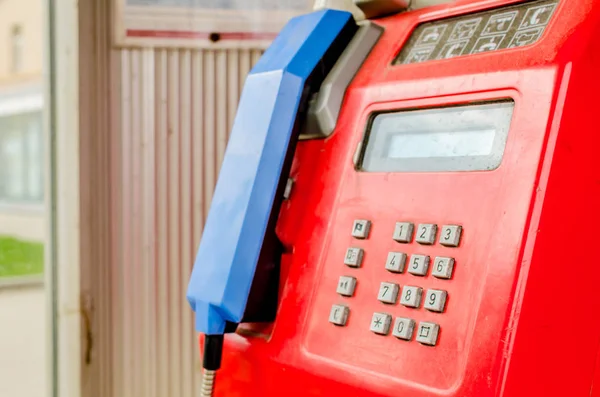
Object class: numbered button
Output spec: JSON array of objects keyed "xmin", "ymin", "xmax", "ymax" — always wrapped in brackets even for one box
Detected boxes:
[
  {"xmin": 344, "ymin": 248, "xmax": 364, "ymax": 268},
  {"xmin": 392, "ymin": 317, "xmax": 415, "ymax": 341},
  {"xmin": 352, "ymin": 220, "xmax": 371, "ymax": 239},
  {"xmin": 416, "ymin": 224, "xmax": 437, "ymax": 245},
  {"xmin": 408, "ymin": 254, "xmax": 430, "ymax": 276},
  {"xmin": 432, "ymin": 257, "xmax": 455, "ymax": 279},
  {"xmin": 440, "ymin": 225, "xmax": 462, "ymax": 247},
  {"xmin": 424, "ymin": 289, "xmax": 448, "ymax": 313},
  {"xmin": 329, "ymin": 304, "xmax": 350, "ymax": 326},
  {"xmin": 385, "ymin": 252, "xmax": 407, "ymax": 273},
  {"xmin": 370, "ymin": 312, "xmax": 392, "ymax": 335},
  {"xmin": 400, "ymin": 286, "xmax": 422, "ymax": 308},
  {"xmin": 378, "ymin": 282, "xmax": 400, "ymax": 304},
  {"xmin": 336, "ymin": 276, "xmax": 357, "ymax": 297},
  {"xmin": 393, "ymin": 222, "xmax": 414, "ymax": 243},
  {"xmin": 416, "ymin": 322, "xmax": 440, "ymax": 346}
]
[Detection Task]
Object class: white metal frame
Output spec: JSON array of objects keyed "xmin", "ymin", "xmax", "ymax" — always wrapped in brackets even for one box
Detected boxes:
[{"xmin": 45, "ymin": 0, "xmax": 82, "ymax": 395}]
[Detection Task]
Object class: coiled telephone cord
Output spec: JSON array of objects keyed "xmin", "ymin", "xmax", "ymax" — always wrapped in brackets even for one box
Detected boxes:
[{"xmin": 200, "ymin": 334, "xmax": 224, "ymax": 397}]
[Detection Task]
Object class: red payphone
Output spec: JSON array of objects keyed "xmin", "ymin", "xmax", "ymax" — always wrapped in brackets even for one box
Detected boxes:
[{"xmin": 191, "ymin": 0, "xmax": 600, "ymax": 395}]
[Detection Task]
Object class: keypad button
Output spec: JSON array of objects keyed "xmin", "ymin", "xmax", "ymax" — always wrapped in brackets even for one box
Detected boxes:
[
  {"xmin": 393, "ymin": 222, "xmax": 414, "ymax": 243},
  {"xmin": 424, "ymin": 289, "xmax": 447, "ymax": 313},
  {"xmin": 385, "ymin": 252, "xmax": 407, "ymax": 273},
  {"xmin": 432, "ymin": 256, "xmax": 455, "ymax": 279},
  {"xmin": 329, "ymin": 304, "xmax": 350, "ymax": 326},
  {"xmin": 416, "ymin": 224, "xmax": 437, "ymax": 245},
  {"xmin": 392, "ymin": 317, "xmax": 415, "ymax": 341},
  {"xmin": 400, "ymin": 286, "xmax": 422, "ymax": 308},
  {"xmin": 370, "ymin": 312, "xmax": 392, "ymax": 335},
  {"xmin": 416, "ymin": 322, "xmax": 440, "ymax": 346},
  {"xmin": 352, "ymin": 220, "xmax": 371, "ymax": 239},
  {"xmin": 377, "ymin": 282, "xmax": 400, "ymax": 304},
  {"xmin": 440, "ymin": 225, "xmax": 462, "ymax": 247},
  {"xmin": 344, "ymin": 248, "xmax": 364, "ymax": 268},
  {"xmin": 336, "ymin": 276, "xmax": 357, "ymax": 297},
  {"xmin": 408, "ymin": 254, "xmax": 430, "ymax": 276}
]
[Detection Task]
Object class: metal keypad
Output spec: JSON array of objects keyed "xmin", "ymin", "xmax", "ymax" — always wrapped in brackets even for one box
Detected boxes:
[
  {"xmin": 416, "ymin": 223, "xmax": 437, "ymax": 245},
  {"xmin": 344, "ymin": 247, "xmax": 364, "ymax": 268},
  {"xmin": 393, "ymin": 222, "xmax": 414, "ymax": 243},
  {"xmin": 392, "ymin": 317, "xmax": 415, "ymax": 341},
  {"xmin": 332, "ymin": 219, "xmax": 464, "ymax": 347},
  {"xmin": 385, "ymin": 252, "xmax": 407, "ymax": 273},
  {"xmin": 400, "ymin": 286, "xmax": 422, "ymax": 308},
  {"xmin": 408, "ymin": 254, "xmax": 430, "ymax": 276},
  {"xmin": 377, "ymin": 282, "xmax": 399, "ymax": 304},
  {"xmin": 352, "ymin": 220, "xmax": 371, "ymax": 239},
  {"xmin": 440, "ymin": 225, "xmax": 462, "ymax": 247},
  {"xmin": 424, "ymin": 289, "xmax": 447, "ymax": 313},
  {"xmin": 416, "ymin": 322, "xmax": 440, "ymax": 346},
  {"xmin": 370, "ymin": 312, "xmax": 392, "ymax": 335},
  {"xmin": 432, "ymin": 256, "xmax": 455, "ymax": 279},
  {"xmin": 329, "ymin": 305, "xmax": 349, "ymax": 326},
  {"xmin": 337, "ymin": 276, "xmax": 357, "ymax": 297}
]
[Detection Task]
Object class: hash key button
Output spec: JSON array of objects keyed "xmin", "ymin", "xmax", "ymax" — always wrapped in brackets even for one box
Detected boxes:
[{"xmin": 416, "ymin": 322, "xmax": 440, "ymax": 346}]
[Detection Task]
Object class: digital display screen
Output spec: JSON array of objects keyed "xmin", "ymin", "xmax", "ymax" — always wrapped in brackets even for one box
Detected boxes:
[
  {"xmin": 387, "ymin": 129, "xmax": 496, "ymax": 159},
  {"xmin": 359, "ymin": 101, "xmax": 515, "ymax": 173}
]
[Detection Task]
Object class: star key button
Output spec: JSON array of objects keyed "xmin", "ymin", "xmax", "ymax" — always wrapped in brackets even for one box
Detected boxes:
[{"xmin": 370, "ymin": 312, "xmax": 392, "ymax": 335}]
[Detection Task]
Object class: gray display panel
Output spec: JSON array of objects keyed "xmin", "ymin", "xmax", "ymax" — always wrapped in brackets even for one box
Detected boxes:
[
  {"xmin": 394, "ymin": 0, "xmax": 558, "ymax": 65},
  {"xmin": 359, "ymin": 101, "xmax": 514, "ymax": 173}
]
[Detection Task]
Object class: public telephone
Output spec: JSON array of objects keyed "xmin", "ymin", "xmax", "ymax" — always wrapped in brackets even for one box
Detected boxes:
[{"xmin": 187, "ymin": 0, "xmax": 600, "ymax": 396}]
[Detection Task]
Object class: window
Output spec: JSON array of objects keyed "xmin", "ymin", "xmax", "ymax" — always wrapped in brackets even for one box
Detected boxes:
[
  {"xmin": 0, "ymin": 111, "xmax": 44, "ymax": 203},
  {"xmin": 10, "ymin": 24, "xmax": 24, "ymax": 74}
]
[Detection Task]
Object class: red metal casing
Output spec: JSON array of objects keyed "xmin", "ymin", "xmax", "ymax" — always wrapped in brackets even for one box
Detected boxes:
[{"xmin": 201, "ymin": 0, "xmax": 600, "ymax": 395}]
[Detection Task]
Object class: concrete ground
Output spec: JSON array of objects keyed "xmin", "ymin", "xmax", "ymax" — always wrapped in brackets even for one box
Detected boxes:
[{"xmin": 0, "ymin": 283, "xmax": 46, "ymax": 397}]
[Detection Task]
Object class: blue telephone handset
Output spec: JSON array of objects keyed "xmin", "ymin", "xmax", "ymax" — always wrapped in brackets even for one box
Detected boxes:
[{"xmin": 186, "ymin": 9, "xmax": 358, "ymax": 336}]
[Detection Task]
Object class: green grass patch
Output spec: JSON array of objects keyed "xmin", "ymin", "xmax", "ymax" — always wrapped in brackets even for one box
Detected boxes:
[{"xmin": 0, "ymin": 236, "xmax": 44, "ymax": 277}]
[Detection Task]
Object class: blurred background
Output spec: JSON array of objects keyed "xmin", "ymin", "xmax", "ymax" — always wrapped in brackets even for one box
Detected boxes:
[
  {"xmin": 0, "ymin": 0, "xmax": 309, "ymax": 396},
  {"xmin": 0, "ymin": 0, "xmax": 46, "ymax": 396}
]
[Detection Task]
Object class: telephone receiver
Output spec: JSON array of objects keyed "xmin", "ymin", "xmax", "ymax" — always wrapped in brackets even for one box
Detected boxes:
[{"xmin": 187, "ymin": 9, "xmax": 382, "ymax": 337}]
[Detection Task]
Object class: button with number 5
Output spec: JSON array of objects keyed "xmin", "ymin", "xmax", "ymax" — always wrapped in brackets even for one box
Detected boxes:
[{"xmin": 440, "ymin": 225, "xmax": 462, "ymax": 247}]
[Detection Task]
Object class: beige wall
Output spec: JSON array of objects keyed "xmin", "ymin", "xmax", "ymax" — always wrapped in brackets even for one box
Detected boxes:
[{"xmin": 0, "ymin": 0, "xmax": 43, "ymax": 86}]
